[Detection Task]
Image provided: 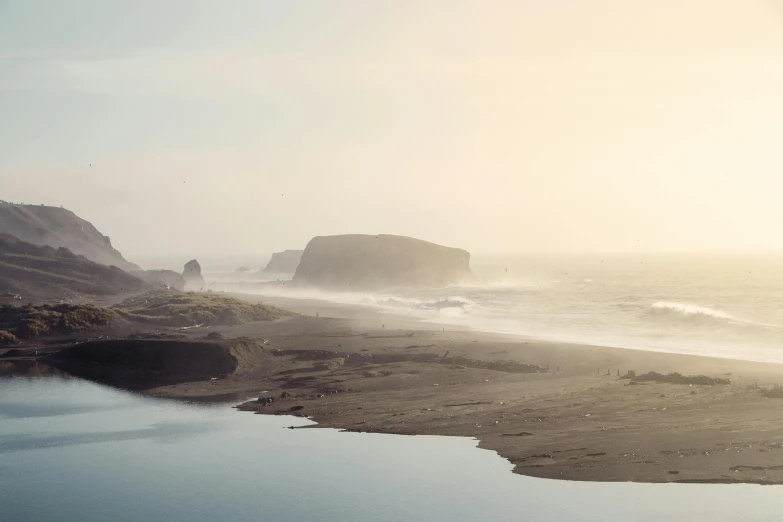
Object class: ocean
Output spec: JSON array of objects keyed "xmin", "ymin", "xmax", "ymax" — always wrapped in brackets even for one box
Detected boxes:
[{"xmin": 205, "ymin": 253, "xmax": 783, "ymax": 364}]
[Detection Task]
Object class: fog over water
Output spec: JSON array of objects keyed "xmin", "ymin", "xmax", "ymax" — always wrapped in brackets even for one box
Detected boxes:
[{"xmin": 206, "ymin": 252, "xmax": 783, "ymax": 363}]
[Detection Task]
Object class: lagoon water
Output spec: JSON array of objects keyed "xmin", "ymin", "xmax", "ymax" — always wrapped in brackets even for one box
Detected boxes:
[{"xmin": 2, "ymin": 372, "xmax": 783, "ymax": 522}]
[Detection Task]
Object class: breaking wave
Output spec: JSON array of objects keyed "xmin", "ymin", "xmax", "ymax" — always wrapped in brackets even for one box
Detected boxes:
[
  {"xmin": 416, "ymin": 297, "xmax": 471, "ymax": 311},
  {"xmin": 378, "ymin": 296, "xmax": 472, "ymax": 314},
  {"xmin": 650, "ymin": 301, "xmax": 734, "ymax": 321},
  {"xmin": 650, "ymin": 301, "xmax": 783, "ymax": 331}
]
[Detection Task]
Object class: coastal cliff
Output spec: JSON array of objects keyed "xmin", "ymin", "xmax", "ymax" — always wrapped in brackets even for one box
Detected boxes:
[
  {"xmin": 262, "ymin": 250, "xmax": 303, "ymax": 273},
  {"xmin": 0, "ymin": 203, "xmax": 138, "ymax": 271},
  {"xmin": 292, "ymin": 234, "xmax": 474, "ymax": 290}
]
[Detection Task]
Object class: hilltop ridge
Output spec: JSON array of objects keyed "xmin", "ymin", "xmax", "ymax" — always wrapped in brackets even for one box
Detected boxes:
[{"xmin": 0, "ymin": 202, "xmax": 138, "ymax": 271}]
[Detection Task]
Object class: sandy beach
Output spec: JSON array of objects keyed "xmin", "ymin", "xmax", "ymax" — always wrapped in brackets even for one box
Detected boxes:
[{"xmin": 5, "ymin": 293, "xmax": 779, "ymax": 485}]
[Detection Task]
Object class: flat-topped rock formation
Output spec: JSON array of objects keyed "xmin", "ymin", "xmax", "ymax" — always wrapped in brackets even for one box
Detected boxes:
[
  {"xmin": 0, "ymin": 202, "xmax": 138, "ymax": 271},
  {"xmin": 262, "ymin": 250, "xmax": 303, "ymax": 273},
  {"xmin": 292, "ymin": 234, "xmax": 474, "ymax": 290}
]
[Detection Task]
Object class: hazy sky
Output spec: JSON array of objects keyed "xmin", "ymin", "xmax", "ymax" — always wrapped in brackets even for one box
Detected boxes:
[{"xmin": 3, "ymin": 1, "xmax": 783, "ymax": 259}]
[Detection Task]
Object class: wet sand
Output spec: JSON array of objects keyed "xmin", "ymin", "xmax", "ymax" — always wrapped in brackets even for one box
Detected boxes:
[{"xmin": 7, "ymin": 294, "xmax": 783, "ymax": 484}]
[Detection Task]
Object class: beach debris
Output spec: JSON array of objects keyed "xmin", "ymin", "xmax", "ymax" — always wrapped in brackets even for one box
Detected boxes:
[
  {"xmin": 621, "ymin": 371, "xmax": 730, "ymax": 386},
  {"xmin": 761, "ymin": 385, "xmax": 783, "ymax": 398},
  {"xmin": 178, "ymin": 323, "xmax": 205, "ymax": 330}
]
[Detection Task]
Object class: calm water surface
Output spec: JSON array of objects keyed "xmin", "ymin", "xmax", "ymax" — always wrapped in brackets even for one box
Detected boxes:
[{"xmin": 2, "ymin": 372, "xmax": 783, "ymax": 522}]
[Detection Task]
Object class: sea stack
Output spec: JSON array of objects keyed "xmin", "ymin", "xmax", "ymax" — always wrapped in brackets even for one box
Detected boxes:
[
  {"xmin": 182, "ymin": 259, "xmax": 205, "ymax": 291},
  {"xmin": 292, "ymin": 234, "xmax": 474, "ymax": 291},
  {"xmin": 262, "ymin": 250, "xmax": 303, "ymax": 273}
]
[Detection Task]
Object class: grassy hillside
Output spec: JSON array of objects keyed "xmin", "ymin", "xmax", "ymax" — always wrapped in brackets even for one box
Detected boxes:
[
  {"xmin": 0, "ymin": 234, "xmax": 149, "ymax": 302},
  {"xmin": 0, "ymin": 290, "xmax": 294, "ymax": 341},
  {"xmin": 0, "ymin": 303, "xmax": 121, "ymax": 340},
  {"xmin": 115, "ymin": 291, "xmax": 295, "ymax": 327}
]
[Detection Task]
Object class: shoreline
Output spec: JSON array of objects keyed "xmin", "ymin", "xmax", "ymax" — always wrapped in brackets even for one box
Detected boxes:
[
  {"xmin": 6, "ymin": 292, "xmax": 783, "ymax": 484},
  {"xmin": 228, "ymin": 290, "xmax": 783, "ymax": 366}
]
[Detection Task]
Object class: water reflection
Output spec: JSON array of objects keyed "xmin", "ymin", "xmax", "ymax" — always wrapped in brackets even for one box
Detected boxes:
[
  {"xmin": 0, "ymin": 422, "xmax": 216, "ymax": 454},
  {"xmin": 0, "ymin": 360, "xmax": 70, "ymax": 378},
  {"xmin": 2, "ymin": 374, "xmax": 783, "ymax": 522},
  {"xmin": 0, "ymin": 402, "xmax": 123, "ymax": 419}
]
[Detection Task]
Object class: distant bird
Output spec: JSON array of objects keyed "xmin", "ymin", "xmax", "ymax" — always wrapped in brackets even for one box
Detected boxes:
[{"xmin": 89, "ymin": 164, "xmax": 92, "ymax": 167}]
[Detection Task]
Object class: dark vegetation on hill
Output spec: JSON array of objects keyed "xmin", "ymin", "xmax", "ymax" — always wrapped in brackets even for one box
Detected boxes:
[
  {"xmin": 0, "ymin": 303, "xmax": 120, "ymax": 339},
  {"xmin": 0, "ymin": 202, "xmax": 138, "ymax": 271},
  {"xmin": 0, "ymin": 330, "xmax": 18, "ymax": 345},
  {"xmin": 58, "ymin": 339, "xmax": 236, "ymax": 382},
  {"xmin": 620, "ymin": 371, "xmax": 731, "ymax": 386},
  {"xmin": 114, "ymin": 291, "xmax": 295, "ymax": 327},
  {"xmin": 0, "ymin": 234, "xmax": 149, "ymax": 301},
  {"xmin": 0, "ymin": 291, "xmax": 295, "ymax": 341},
  {"xmin": 53, "ymin": 336, "xmax": 272, "ymax": 388}
]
